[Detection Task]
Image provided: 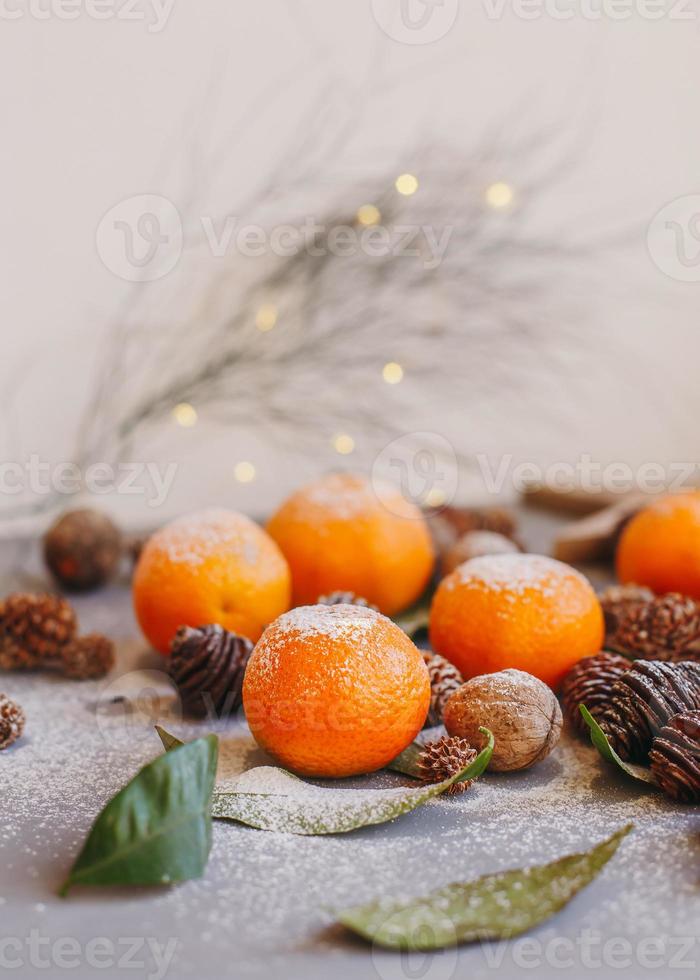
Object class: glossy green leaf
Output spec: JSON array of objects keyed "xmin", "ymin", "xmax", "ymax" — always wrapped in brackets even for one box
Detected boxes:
[
  {"xmin": 60, "ymin": 736, "xmax": 218, "ymax": 896},
  {"xmin": 338, "ymin": 824, "xmax": 633, "ymax": 949},
  {"xmin": 580, "ymin": 706, "xmax": 657, "ymax": 785},
  {"xmin": 211, "ymin": 735, "xmax": 493, "ymax": 835}
]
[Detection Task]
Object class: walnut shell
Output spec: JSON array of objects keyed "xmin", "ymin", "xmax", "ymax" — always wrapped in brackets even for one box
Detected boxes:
[
  {"xmin": 443, "ymin": 668, "xmax": 562, "ymax": 772},
  {"xmin": 442, "ymin": 531, "xmax": 519, "ymax": 576}
]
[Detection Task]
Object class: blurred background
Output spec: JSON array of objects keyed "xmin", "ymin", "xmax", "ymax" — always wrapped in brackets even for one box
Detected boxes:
[{"xmin": 1, "ymin": 1, "xmax": 698, "ymax": 532}]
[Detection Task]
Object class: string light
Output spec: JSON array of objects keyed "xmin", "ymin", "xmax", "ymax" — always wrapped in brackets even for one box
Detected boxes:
[
  {"xmin": 234, "ymin": 461, "xmax": 256, "ymax": 483},
  {"xmin": 485, "ymin": 182, "xmax": 514, "ymax": 209},
  {"xmin": 382, "ymin": 362, "xmax": 404, "ymax": 384},
  {"xmin": 356, "ymin": 204, "xmax": 381, "ymax": 227},
  {"xmin": 332, "ymin": 433, "xmax": 355, "ymax": 455},
  {"xmin": 255, "ymin": 304, "xmax": 278, "ymax": 332},
  {"xmin": 172, "ymin": 402, "xmax": 197, "ymax": 428},
  {"xmin": 395, "ymin": 173, "xmax": 418, "ymax": 196}
]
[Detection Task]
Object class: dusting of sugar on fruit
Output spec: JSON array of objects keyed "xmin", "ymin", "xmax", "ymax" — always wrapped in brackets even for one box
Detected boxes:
[{"xmin": 154, "ymin": 508, "xmax": 262, "ymax": 567}]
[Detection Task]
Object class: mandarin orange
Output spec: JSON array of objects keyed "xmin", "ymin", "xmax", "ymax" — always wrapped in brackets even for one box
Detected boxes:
[
  {"xmin": 429, "ymin": 553, "xmax": 604, "ymax": 689},
  {"xmin": 133, "ymin": 508, "xmax": 291, "ymax": 654},
  {"xmin": 266, "ymin": 472, "xmax": 434, "ymax": 615},
  {"xmin": 243, "ymin": 603, "xmax": 430, "ymax": 777},
  {"xmin": 617, "ymin": 492, "xmax": 700, "ymax": 598}
]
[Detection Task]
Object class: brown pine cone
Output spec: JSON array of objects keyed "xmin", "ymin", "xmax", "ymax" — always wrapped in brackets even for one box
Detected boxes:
[
  {"xmin": 61, "ymin": 634, "xmax": 115, "ymax": 680},
  {"xmin": 599, "ymin": 583, "xmax": 654, "ymax": 634},
  {"xmin": 597, "ymin": 660, "xmax": 700, "ymax": 762},
  {"xmin": 317, "ymin": 591, "xmax": 379, "ymax": 611},
  {"xmin": 0, "ymin": 592, "xmax": 77, "ymax": 669},
  {"xmin": 649, "ymin": 710, "xmax": 700, "ymax": 803},
  {"xmin": 417, "ymin": 735, "xmax": 477, "ymax": 796},
  {"xmin": 421, "ymin": 650, "xmax": 464, "ymax": 727},
  {"xmin": 43, "ymin": 508, "xmax": 123, "ymax": 592},
  {"xmin": 561, "ymin": 652, "xmax": 631, "ymax": 735},
  {"xmin": 606, "ymin": 592, "xmax": 700, "ymax": 662},
  {"xmin": 0, "ymin": 693, "xmax": 25, "ymax": 750},
  {"xmin": 169, "ymin": 624, "xmax": 253, "ymax": 718}
]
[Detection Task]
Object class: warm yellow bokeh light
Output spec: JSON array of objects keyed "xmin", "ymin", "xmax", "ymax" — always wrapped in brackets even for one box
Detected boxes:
[
  {"xmin": 395, "ymin": 173, "xmax": 418, "ymax": 196},
  {"xmin": 424, "ymin": 487, "xmax": 446, "ymax": 507},
  {"xmin": 332, "ymin": 433, "xmax": 355, "ymax": 455},
  {"xmin": 255, "ymin": 304, "xmax": 278, "ymax": 332},
  {"xmin": 234, "ymin": 461, "xmax": 256, "ymax": 483},
  {"xmin": 382, "ymin": 362, "xmax": 404, "ymax": 384},
  {"xmin": 356, "ymin": 204, "xmax": 381, "ymax": 227},
  {"xmin": 172, "ymin": 402, "xmax": 198, "ymax": 428},
  {"xmin": 485, "ymin": 182, "xmax": 514, "ymax": 209}
]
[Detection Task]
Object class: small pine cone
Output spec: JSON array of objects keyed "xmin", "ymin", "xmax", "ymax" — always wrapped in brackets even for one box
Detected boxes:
[
  {"xmin": 649, "ymin": 710, "xmax": 700, "ymax": 804},
  {"xmin": 561, "ymin": 652, "xmax": 632, "ymax": 735},
  {"xmin": 417, "ymin": 735, "xmax": 477, "ymax": 796},
  {"xmin": 597, "ymin": 660, "xmax": 700, "ymax": 762},
  {"xmin": 421, "ymin": 650, "xmax": 464, "ymax": 727},
  {"xmin": 0, "ymin": 592, "xmax": 77, "ymax": 669},
  {"xmin": 0, "ymin": 693, "xmax": 25, "ymax": 750},
  {"xmin": 599, "ymin": 584, "xmax": 654, "ymax": 634},
  {"xmin": 61, "ymin": 634, "xmax": 115, "ymax": 680},
  {"xmin": 169, "ymin": 624, "xmax": 253, "ymax": 718},
  {"xmin": 607, "ymin": 592, "xmax": 700, "ymax": 663},
  {"xmin": 317, "ymin": 591, "xmax": 379, "ymax": 611}
]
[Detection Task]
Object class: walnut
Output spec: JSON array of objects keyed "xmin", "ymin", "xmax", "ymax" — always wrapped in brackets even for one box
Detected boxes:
[
  {"xmin": 443, "ymin": 668, "xmax": 563, "ymax": 772},
  {"xmin": 442, "ymin": 531, "xmax": 519, "ymax": 576}
]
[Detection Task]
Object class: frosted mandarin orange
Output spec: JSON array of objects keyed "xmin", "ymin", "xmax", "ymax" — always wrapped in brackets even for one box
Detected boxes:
[
  {"xmin": 266, "ymin": 472, "xmax": 434, "ymax": 615},
  {"xmin": 617, "ymin": 492, "xmax": 700, "ymax": 599},
  {"xmin": 133, "ymin": 508, "xmax": 291, "ymax": 654},
  {"xmin": 429, "ymin": 553, "xmax": 604, "ymax": 690},
  {"xmin": 243, "ymin": 603, "xmax": 430, "ymax": 777}
]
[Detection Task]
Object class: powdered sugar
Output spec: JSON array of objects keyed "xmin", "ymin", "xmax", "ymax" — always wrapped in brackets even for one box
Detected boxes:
[
  {"xmin": 153, "ymin": 508, "xmax": 262, "ymax": 567},
  {"xmin": 451, "ymin": 553, "xmax": 590, "ymax": 597}
]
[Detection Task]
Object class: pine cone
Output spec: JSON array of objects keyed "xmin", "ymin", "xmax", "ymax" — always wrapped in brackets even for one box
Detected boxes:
[
  {"xmin": 561, "ymin": 652, "xmax": 631, "ymax": 735},
  {"xmin": 0, "ymin": 693, "xmax": 25, "ymax": 750},
  {"xmin": 169, "ymin": 624, "xmax": 253, "ymax": 718},
  {"xmin": 0, "ymin": 592, "xmax": 77, "ymax": 669},
  {"xmin": 61, "ymin": 634, "xmax": 115, "ymax": 680},
  {"xmin": 607, "ymin": 592, "xmax": 700, "ymax": 662},
  {"xmin": 599, "ymin": 583, "xmax": 654, "ymax": 634},
  {"xmin": 597, "ymin": 660, "xmax": 700, "ymax": 762},
  {"xmin": 649, "ymin": 710, "xmax": 700, "ymax": 803},
  {"xmin": 417, "ymin": 735, "xmax": 477, "ymax": 796},
  {"xmin": 421, "ymin": 650, "xmax": 464, "ymax": 727},
  {"xmin": 317, "ymin": 591, "xmax": 379, "ymax": 611}
]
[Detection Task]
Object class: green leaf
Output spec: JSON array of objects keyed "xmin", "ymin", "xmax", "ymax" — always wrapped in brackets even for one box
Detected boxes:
[
  {"xmin": 338, "ymin": 824, "xmax": 633, "ymax": 949},
  {"xmin": 211, "ymin": 736, "xmax": 493, "ymax": 835},
  {"xmin": 155, "ymin": 725, "xmax": 184, "ymax": 751},
  {"xmin": 388, "ymin": 727, "xmax": 494, "ymax": 782},
  {"xmin": 579, "ymin": 706, "xmax": 657, "ymax": 785},
  {"xmin": 60, "ymin": 736, "xmax": 218, "ymax": 896}
]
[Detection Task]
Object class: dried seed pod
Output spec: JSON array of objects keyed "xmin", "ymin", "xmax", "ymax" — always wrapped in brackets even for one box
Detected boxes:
[
  {"xmin": 443, "ymin": 668, "xmax": 562, "ymax": 772},
  {"xmin": 0, "ymin": 592, "xmax": 77, "ymax": 668},
  {"xmin": 560, "ymin": 652, "xmax": 631, "ymax": 735},
  {"xmin": 43, "ymin": 508, "xmax": 123, "ymax": 592},
  {"xmin": 317, "ymin": 591, "xmax": 379, "ymax": 611},
  {"xmin": 649, "ymin": 710, "xmax": 700, "ymax": 803},
  {"xmin": 169, "ymin": 624, "xmax": 253, "ymax": 718},
  {"xmin": 421, "ymin": 650, "xmax": 464, "ymax": 727},
  {"xmin": 0, "ymin": 694, "xmax": 25, "ymax": 750},
  {"xmin": 606, "ymin": 592, "xmax": 700, "ymax": 663}
]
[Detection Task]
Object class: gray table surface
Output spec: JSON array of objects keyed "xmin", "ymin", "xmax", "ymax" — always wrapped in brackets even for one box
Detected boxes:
[{"xmin": 1, "ymin": 509, "xmax": 698, "ymax": 980}]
